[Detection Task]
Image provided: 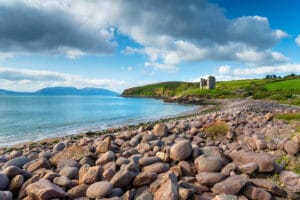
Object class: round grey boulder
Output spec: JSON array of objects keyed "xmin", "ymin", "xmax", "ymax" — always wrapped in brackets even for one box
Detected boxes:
[
  {"xmin": 170, "ymin": 140, "xmax": 193, "ymax": 161},
  {"xmin": 86, "ymin": 181, "xmax": 113, "ymax": 198},
  {"xmin": 0, "ymin": 173, "xmax": 9, "ymax": 190}
]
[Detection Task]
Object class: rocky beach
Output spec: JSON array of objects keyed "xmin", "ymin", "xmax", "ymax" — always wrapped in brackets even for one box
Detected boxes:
[{"xmin": 0, "ymin": 99, "xmax": 300, "ymax": 200}]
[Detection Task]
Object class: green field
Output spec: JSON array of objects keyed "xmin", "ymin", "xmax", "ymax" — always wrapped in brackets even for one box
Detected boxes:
[
  {"xmin": 122, "ymin": 77, "xmax": 300, "ymax": 105},
  {"xmin": 264, "ymin": 79, "xmax": 300, "ymax": 90}
]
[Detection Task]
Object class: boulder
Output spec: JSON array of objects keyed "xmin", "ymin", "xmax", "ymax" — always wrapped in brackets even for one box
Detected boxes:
[
  {"xmin": 237, "ymin": 163, "xmax": 258, "ymax": 174},
  {"xmin": 170, "ymin": 140, "xmax": 193, "ymax": 161},
  {"xmin": 57, "ymin": 159, "xmax": 80, "ymax": 171},
  {"xmin": 8, "ymin": 174, "xmax": 24, "ymax": 193},
  {"xmin": 212, "ymin": 194, "xmax": 238, "ymax": 200},
  {"xmin": 50, "ymin": 145, "xmax": 90, "ymax": 166},
  {"xmin": 67, "ymin": 184, "xmax": 89, "ymax": 199},
  {"xmin": 280, "ymin": 170, "xmax": 300, "ymax": 199},
  {"xmin": 229, "ymin": 151, "xmax": 275, "ymax": 172},
  {"xmin": 59, "ymin": 167, "xmax": 79, "ymax": 179},
  {"xmin": 86, "ymin": 181, "xmax": 113, "ymax": 199},
  {"xmin": 96, "ymin": 137, "xmax": 112, "ymax": 153},
  {"xmin": 194, "ymin": 156, "xmax": 223, "ymax": 172},
  {"xmin": 142, "ymin": 162, "xmax": 170, "ymax": 174},
  {"xmin": 211, "ymin": 175, "xmax": 248, "ymax": 195},
  {"xmin": 26, "ymin": 179, "xmax": 68, "ymax": 200},
  {"xmin": 26, "ymin": 158, "xmax": 51, "ymax": 173},
  {"xmin": 242, "ymin": 185, "xmax": 271, "ymax": 200},
  {"xmin": 139, "ymin": 156, "xmax": 161, "ymax": 166},
  {"xmin": 53, "ymin": 142, "xmax": 65, "ymax": 152},
  {"xmin": 249, "ymin": 178, "xmax": 287, "ymax": 197},
  {"xmin": 284, "ymin": 141, "xmax": 299, "ymax": 155},
  {"xmin": 82, "ymin": 166, "xmax": 102, "ymax": 184},
  {"xmin": 133, "ymin": 172, "xmax": 158, "ymax": 186},
  {"xmin": 1, "ymin": 166, "xmax": 31, "ymax": 179},
  {"xmin": 53, "ymin": 176, "xmax": 74, "ymax": 188},
  {"xmin": 110, "ymin": 169, "xmax": 137, "ymax": 188},
  {"xmin": 154, "ymin": 173, "xmax": 178, "ymax": 200},
  {"xmin": 0, "ymin": 191, "xmax": 12, "ymax": 200},
  {"xmin": 196, "ymin": 172, "xmax": 226, "ymax": 186},
  {"xmin": 0, "ymin": 173, "xmax": 9, "ymax": 190},
  {"xmin": 2, "ymin": 156, "xmax": 30, "ymax": 169},
  {"xmin": 96, "ymin": 151, "xmax": 115, "ymax": 165},
  {"xmin": 153, "ymin": 123, "xmax": 168, "ymax": 137}
]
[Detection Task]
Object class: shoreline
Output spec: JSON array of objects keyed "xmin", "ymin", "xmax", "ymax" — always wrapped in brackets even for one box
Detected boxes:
[
  {"xmin": 0, "ymin": 98, "xmax": 300, "ymax": 199},
  {"xmin": 0, "ymin": 100, "xmax": 212, "ymax": 150}
]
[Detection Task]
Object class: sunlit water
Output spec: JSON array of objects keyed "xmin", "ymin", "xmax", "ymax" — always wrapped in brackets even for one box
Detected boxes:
[{"xmin": 0, "ymin": 95, "xmax": 198, "ymax": 146}]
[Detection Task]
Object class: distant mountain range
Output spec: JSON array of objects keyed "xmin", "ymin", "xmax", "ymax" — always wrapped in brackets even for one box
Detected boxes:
[{"xmin": 0, "ymin": 87, "xmax": 119, "ymax": 96}]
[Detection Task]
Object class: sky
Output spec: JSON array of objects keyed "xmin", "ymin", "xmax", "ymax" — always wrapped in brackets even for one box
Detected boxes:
[{"xmin": 0, "ymin": 0, "xmax": 299, "ymax": 92}]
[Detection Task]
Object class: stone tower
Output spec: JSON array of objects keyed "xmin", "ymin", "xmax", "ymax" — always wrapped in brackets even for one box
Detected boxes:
[{"xmin": 207, "ymin": 76, "xmax": 216, "ymax": 89}]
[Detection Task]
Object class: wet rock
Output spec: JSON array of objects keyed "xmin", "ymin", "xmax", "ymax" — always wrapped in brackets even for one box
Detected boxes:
[
  {"xmin": 154, "ymin": 173, "xmax": 178, "ymax": 200},
  {"xmin": 196, "ymin": 172, "xmax": 226, "ymax": 186},
  {"xmin": 242, "ymin": 185, "xmax": 271, "ymax": 200},
  {"xmin": 194, "ymin": 156, "xmax": 223, "ymax": 172},
  {"xmin": 142, "ymin": 162, "xmax": 170, "ymax": 174},
  {"xmin": 2, "ymin": 156, "xmax": 30, "ymax": 169},
  {"xmin": 153, "ymin": 123, "xmax": 168, "ymax": 137},
  {"xmin": 133, "ymin": 172, "xmax": 157, "ymax": 186},
  {"xmin": 229, "ymin": 151, "xmax": 275, "ymax": 172},
  {"xmin": 86, "ymin": 181, "xmax": 113, "ymax": 199},
  {"xmin": 26, "ymin": 179, "xmax": 68, "ymax": 200},
  {"xmin": 170, "ymin": 140, "xmax": 193, "ymax": 161},
  {"xmin": 284, "ymin": 141, "xmax": 299, "ymax": 155},
  {"xmin": 212, "ymin": 175, "xmax": 248, "ymax": 195}
]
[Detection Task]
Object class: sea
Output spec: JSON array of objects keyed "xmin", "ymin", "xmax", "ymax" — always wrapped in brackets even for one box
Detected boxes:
[{"xmin": 0, "ymin": 95, "xmax": 198, "ymax": 147}]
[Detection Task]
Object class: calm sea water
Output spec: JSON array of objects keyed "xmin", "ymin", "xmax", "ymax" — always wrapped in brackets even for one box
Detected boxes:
[{"xmin": 0, "ymin": 95, "xmax": 197, "ymax": 146}]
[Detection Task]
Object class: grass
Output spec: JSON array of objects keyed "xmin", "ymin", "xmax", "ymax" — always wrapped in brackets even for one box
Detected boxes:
[
  {"xmin": 274, "ymin": 113, "xmax": 300, "ymax": 121},
  {"xmin": 204, "ymin": 121, "xmax": 229, "ymax": 139},
  {"xmin": 275, "ymin": 155, "xmax": 300, "ymax": 175},
  {"xmin": 264, "ymin": 79, "xmax": 300, "ymax": 90},
  {"xmin": 121, "ymin": 77, "xmax": 300, "ymax": 106}
]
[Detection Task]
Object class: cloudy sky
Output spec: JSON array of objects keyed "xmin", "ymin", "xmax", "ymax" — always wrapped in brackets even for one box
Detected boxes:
[{"xmin": 0, "ymin": 0, "xmax": 299, "ymax": 92}]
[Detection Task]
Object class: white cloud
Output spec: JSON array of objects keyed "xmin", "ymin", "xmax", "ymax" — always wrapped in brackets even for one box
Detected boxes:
[
  {"xmin": 0, "ymin": 0, "xmax": 290, "ymax": 70},
  {"xmin": 232, "ymin": 64, "xmax": 300, "ymax": 76},
  {"xmin": 0, "ymin": 67, "xmax": 131, "ymax": 92},
  {"xmin": 296, "ymin": 35, "xmax": 300, "ymax": 46},
  {"xmin": 218, "ymin": 65, "xmax": 231, "ymax": 74}
]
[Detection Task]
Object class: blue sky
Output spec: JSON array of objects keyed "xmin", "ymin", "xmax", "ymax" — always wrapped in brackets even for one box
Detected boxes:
[{"xmin": 0, "ymin": 0, "xmax": 299, "ymax": 92}]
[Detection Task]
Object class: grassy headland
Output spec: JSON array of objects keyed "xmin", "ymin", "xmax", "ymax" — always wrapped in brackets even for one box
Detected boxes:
[{"xmin": 122, "ymin": 75, "xmax": 300, "ymax": 105}]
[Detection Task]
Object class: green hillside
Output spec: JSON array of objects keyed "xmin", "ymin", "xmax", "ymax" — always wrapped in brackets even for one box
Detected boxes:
[{"xmin": 122, "ymin": 77, "xmax": 300, "ymax": 105}]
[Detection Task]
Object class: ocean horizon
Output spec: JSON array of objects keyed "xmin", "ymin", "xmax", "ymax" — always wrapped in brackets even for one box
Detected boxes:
[{"xmin": 0, "ymin": 95, "xmax": 197, "ymax": 147}]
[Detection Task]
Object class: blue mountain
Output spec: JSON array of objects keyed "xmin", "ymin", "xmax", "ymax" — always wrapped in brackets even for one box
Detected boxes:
[{"xmin": 0, "ymin": 87, "xmax": 119, "ymax": 96}]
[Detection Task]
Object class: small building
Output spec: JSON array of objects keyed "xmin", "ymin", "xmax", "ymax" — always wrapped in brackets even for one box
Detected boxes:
[{"xmin": 200, "ymin": 76, "xmax": 216, "ymax": 90}]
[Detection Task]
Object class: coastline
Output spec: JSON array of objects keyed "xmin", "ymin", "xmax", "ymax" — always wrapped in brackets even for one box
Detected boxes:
[
  {"xmin": 0, "ymin": 100, "xmax": 211, "ymax": 150},
  {"xmin": 0, "ymin": 98, "xmax": 300, "ymax": 199}
]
